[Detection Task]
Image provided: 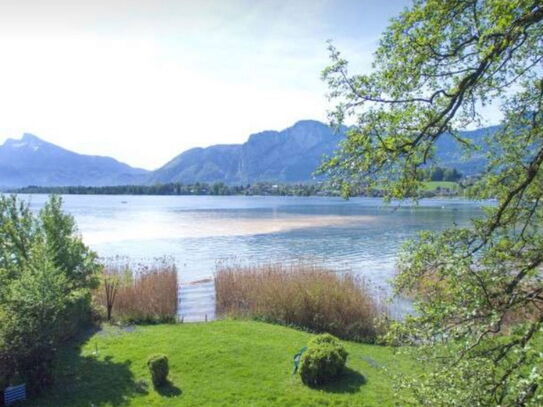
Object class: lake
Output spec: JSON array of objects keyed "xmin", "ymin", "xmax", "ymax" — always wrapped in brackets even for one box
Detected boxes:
[{"xmin": 23, "ymin": 194, "xmax": 485, "ymax": 295}]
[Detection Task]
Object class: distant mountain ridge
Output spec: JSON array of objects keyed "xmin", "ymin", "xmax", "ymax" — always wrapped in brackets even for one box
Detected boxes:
[
  {"xmin": 0, "ymin": 121, "xmax": 499, "ymax": 188},
  {"xmin": 150, "ymin": 120, "xmax": 498, "ymax": 184},
  {"xmin": 0, "ymin": 133, "xmax": 149, "ymax": 188},
  {"xmin": 148, "ymin": 120, "xmax": 342, "ymax": 184},
  {"xmin": 435, "ymin": 126, "xmax": 499, "ymax": 175}
]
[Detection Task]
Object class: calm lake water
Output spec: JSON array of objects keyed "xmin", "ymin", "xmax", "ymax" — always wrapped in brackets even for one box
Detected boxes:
[{"xmin": 24, "ymin": 194, "xmax": 485, "ymax": 295}]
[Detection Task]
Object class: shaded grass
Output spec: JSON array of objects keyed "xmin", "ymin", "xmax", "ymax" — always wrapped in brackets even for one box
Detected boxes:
[
  {"xmin": 155, "ymin": 380, "xmax": 182, "ymax": 398},
  {"xmin": 25, "ymin": 321, "xmax": 410, "ymax": 407},
  {"xmin": 216, "ymin": 263, "xmax": 385, "ymax": 342},
  {"xmin": 318, "ymin": 367, "xmax": 367, "ymax": 394}
]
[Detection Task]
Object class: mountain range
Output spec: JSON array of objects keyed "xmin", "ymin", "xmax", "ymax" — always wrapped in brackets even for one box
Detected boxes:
[
  {"xmin": 0, "ymin": 134, "xmax": 148, "ymax": 188},
  {"xmin": 0, "ymin": 120, "xmax": 498, "ymax": 188},
  {"xmin": 148, "ymin": 120, "xmax": 342, "ymax": 184}
]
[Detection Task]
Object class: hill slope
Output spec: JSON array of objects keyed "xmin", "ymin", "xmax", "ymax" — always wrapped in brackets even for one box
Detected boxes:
[
  {"xmin": 149, "ymin": 120, "xmax": 343, "ymax": 184},
  {"xmin": 435, "ymin": 126, "xmax": 499, "ymax": 175},
  {"xmin": 151, "ymin": 121, "xmax": 498, "ymax": 185},
  {"xmin": 0, "ymin": 133, "xmax": 149, "ymax": 187}
]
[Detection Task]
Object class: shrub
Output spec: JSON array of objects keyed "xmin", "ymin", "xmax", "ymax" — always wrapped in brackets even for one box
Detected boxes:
[
  {"xmin": 0, "ymin": 195, "xmax": 100, "ymax": 393},
  {"xmin": 299, "ymin": 334, "xmax": 348, "ymax": 386},
  {"xmin": 215, "ymin": 262, "xmax": 385, "ymax": 342},
  {"xmin": 94, "ymin": 260, "xmax": 177, "ymax": 324},
  {"xmin": 147, "ymin": 354, "xmax": 169, "ymax": 387}
]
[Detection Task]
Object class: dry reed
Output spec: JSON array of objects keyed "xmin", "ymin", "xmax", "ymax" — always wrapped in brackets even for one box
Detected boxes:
[
  {"xmin": 95, "ymin": 261, "xmax": 178, "ymax": 323},
  {"xmin": 215, "ymin": 262, "xmax": 385, "ymax": 342}
]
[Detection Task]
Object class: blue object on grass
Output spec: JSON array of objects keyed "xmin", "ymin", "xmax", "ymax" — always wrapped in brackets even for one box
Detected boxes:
[
  {"xmin": 4, "ymin": 384, "xmax": 26, "ymax": 405},
  {"xmin": 292, "ymin": 346, "xmax": 307, "ymax": 375}
]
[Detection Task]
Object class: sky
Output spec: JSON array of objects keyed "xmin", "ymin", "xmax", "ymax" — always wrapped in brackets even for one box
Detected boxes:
[{"xmin": 0, "ymin": 0, "xmax": 413, "ymax": 170}]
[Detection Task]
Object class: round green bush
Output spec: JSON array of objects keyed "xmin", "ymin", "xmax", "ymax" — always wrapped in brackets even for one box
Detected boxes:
[
  {"xmin": 299, "ymin": 334, "xmax": 348, "ymax": 386},
  {"xmin": 147, "ymin": 354, "xmax": 169, "ymax": 387}
]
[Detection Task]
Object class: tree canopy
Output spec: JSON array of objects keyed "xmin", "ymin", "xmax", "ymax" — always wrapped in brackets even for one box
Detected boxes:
[
  {"xmin": 322, "ymin": 0, "xmax": 543, "ymax": 405},
  {"xmin": 0, "ymin": 195, "xmax": 100, "ymax": 393}
]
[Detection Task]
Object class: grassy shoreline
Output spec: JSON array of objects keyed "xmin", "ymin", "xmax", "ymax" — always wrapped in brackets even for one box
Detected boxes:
[{"xmin": 25, "ymin": 321, "xmax": 410, "ymax": 407}]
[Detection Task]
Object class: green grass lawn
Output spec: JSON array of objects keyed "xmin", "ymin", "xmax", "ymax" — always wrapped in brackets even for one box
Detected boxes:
[
  {"xmin": 423, "ymin": 181, "xmax": 461, "ymax": 192},
  {"xmin": 25, "ymin": 320, "xmax": 411, "ymax": 407}
]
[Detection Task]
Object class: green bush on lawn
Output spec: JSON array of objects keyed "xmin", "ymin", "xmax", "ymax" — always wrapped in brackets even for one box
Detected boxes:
[
  {"xmin": 147, "ymin": 354, "xmax": 169, "ymax": 387},
  {"xmin": 299, "ymin": 333, "xmax": 348, "ymax": 386}
]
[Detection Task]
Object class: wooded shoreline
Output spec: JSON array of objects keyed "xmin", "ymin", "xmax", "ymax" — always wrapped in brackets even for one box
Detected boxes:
[{"xmin": 10, "ymin": 180, "xmax": 462, "ymax": 198}]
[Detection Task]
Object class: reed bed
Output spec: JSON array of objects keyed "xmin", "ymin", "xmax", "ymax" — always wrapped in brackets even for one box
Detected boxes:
[
  {"xmin": 215, "ymin": 262, "xmax": 385, "ymax": 342},
  {"xmin": 95, "ymin": 261, "xmax": 178, "ymax": 323}
]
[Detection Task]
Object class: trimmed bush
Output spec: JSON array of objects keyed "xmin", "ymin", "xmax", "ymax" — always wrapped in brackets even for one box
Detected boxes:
[
  {"xmin": 147, "ymin": 354, "xmax": 169, "ymax": 387},
  {"xmin": 299, "ymin": 334, "xmax": 348, "ymax": 386}
]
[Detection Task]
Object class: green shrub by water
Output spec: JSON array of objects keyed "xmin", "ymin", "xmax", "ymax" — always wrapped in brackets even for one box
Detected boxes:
[
  {"xmin": 0, "ymin": 195, "xmax": 100, "ymax": 393},
  {"xmin": 299, "ymin": 334, "xmax": 348, "ymax": 386}
]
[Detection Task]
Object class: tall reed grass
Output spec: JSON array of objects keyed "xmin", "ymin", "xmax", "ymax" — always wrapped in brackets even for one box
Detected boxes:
[
  {"xmin": 215, "ymin": 263, "xmax": 385, "ymax": 342},
  {"xmin": 95, "ymin": 261, "xmax": 178, "ymax": 323}
]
